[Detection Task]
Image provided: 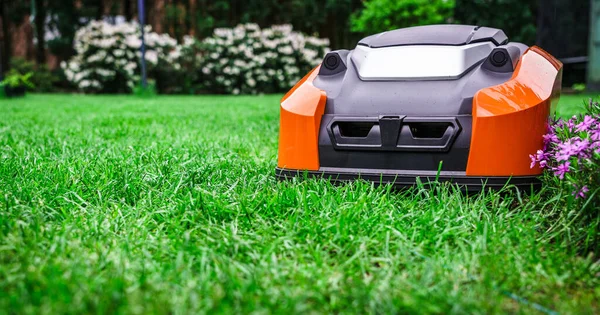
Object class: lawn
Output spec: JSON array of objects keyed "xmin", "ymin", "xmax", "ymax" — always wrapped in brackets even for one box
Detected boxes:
[
  {"xmin": 557, "ymin": 93, "xmax": 599, "ymax": 118},
  {"xmin": 1, "ymin": 94, "xmax": 599, "ymax": 314}
]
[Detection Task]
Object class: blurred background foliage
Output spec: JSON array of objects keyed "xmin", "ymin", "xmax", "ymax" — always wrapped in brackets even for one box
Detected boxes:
[
  {"xmin": 351, "ymin": 0, "xmax": 455, "ymax": 34},
  {"xmin": 0, "ymin": 0, "xmax": 591, "ymax": 93},
  {"xmin": 454, "ymin": 0, "xmax": 537, "ymax": 44}
]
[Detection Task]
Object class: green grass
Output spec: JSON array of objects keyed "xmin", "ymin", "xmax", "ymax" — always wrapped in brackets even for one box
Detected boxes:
[
  {"xmin": 557, "ymin": 93, "xmax": 599, "ymax": 117},
  {"xmin": 1, "ymin": 94, "xmax": 598, "ymax": 314}
]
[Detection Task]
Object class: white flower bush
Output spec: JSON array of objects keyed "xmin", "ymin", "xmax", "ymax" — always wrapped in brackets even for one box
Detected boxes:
[
  {"xmin": 62, "ymin": 20, "xmax": 194, "ymax": 93},
  {"xmin": 198, "ymin": 23, "xmax": 330, "ymax": 94},
  {"xmin": 62, "ymin": 21, "xmax": 330, "ymax": 94}
]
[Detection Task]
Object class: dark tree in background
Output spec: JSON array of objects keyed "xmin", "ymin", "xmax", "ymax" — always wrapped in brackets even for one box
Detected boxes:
[
  {"xmin": 292, "ymin": 0, "xmax": 364, "ymax": 49},
  {"xmin": 455, "ymin": 0, "xmax": 590, "ymax": 86},
  {"xmin": 536, "ymin": 0, "xmax": 589, "ymax": 58},
  {"xmin": 0, "ymin": 0, "xmax": 30, "ymax": 71},
  {"xmin": 536, "ymin": 0, "xmax": 589, "ymax": 86},
  {"xmin": 34, "ymin": 0, "xmax": 47, "ymax": 64},
  {"xmin": 165, "ymin": 0, "xmax": 363, "ymax": 49},
  {"xmin": 0, "ymin": 0, "xmax": 10, "ymax": 74},
  {"xmin": 123, "ymin": 0, "xmax": 133, "ymax": 20},
  {"xmin": 96, "ymin": 0, "xmax": 104, "ymax": 19},
  {"xmin": 454, "ymin": 0, "xmax": 538, "ymax": 45},
  {"xmin": 46, "ymin": 0, "xmax": 80, "ymax": 61}
]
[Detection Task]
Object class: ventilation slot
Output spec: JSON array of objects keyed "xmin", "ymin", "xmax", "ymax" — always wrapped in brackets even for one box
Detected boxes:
[
  {"xmin": 337, "ymin": 122, "xmax": 376, "ymax": 138},
  {"xmin": 408, "ymin": 122, "xmax": 451, "ymax": 139}
]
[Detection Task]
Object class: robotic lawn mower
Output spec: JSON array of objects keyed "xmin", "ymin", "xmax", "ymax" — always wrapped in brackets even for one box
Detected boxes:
[{"xmin": 276, "ymin": 24, "xmax": 563, "ymax": 190}]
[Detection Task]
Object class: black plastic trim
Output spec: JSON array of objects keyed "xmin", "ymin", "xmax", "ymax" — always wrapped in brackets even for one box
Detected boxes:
[
  {"xmin": 275, "ymin": 167, "xmax": 541, "ymax": 192},
  {"xmin": 319, "ymin": 51, "xmax": 349, "ymax": 76},
  {"xmin": 318, "ymin": 115, "xmax": 472, "ymax": 172},
  {"xmin": 327, "ymin": 116, "xmax": 461, "ymax": 152},
  {"xmin": 482, "ymin": 46, "xmax": 521, "ymax": 73}
]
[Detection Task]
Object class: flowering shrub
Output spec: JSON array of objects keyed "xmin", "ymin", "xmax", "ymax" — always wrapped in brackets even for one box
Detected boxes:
[
  {"xmin": 198, "ymin": 23, "xmax": 330, "ymax": 94},
  {"xmin": 153, "ymin": 35, "xmax": 201, "ymax": 94},
  {"xmin": 62, "ymin": 20, "xmax": 194, "ymax": 93},
  {"xmin": 530, "ymin": 99, "xmax": 600, "ymax": 202}
]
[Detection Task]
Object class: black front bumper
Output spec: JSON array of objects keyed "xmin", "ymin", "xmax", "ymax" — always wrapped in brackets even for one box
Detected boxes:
[{"xmin": 275, "ymin": 167, "xmax": 541, "ymax": 192}]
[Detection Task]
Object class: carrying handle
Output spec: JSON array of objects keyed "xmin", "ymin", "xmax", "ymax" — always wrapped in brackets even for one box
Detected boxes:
[
  {"xmin": 328, "ymin": 116, "xmax": 460, "ymax": 152},
  {"xmin": 331, "ymin": 121, "xmax": 381, "ymax": 148},
  {"xmin": 397, "ymin": 122, "xmax": 456, "ymax": 152}
]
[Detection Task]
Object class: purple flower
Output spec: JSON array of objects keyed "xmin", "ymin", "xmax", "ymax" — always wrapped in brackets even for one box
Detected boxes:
[
  {"xmin": 590, "ymin": 125, "xmax": 600, "ymax": 141},
  {"xmin": 592, "ymin": 141, "xmax": 600, "ymax": 154},
  {"xmin": 555, "ymin": 140, "xmax": 575, "ymax": 161},
  {"xmin": 530, "ymin": 150, "xmax": 549, "ymax": 169},
  {"xmin": 543, "ymin": 133, "xmax": 559, "ymax": 144},
  {"xmin": 555, "ymin": 137, "xmax": 590, "ymax": 161},
  {"xmin": 575, "ymin": 115, "xmax": 596, "ymax": 132},
  {"xmin": 529, "ymin": 154, "xmax": 536, "ymax": 169},
  {"xmin": 567, "ymin": 116, "xmax": 577, "ymax": 129},
  {"xmin": 575, "ymin": 138, "xmax": 591, "ymax": 158},
  {"xmin": 536, "ymin": 149, "xmax": 548, "ymax": 160},
  {"xmin": 552, "ymin": 161, "xmax": 570, "ymax": 179},
  {"xmin": 572, "ymin": 185, "xmax": 589, "ymax": 199}
]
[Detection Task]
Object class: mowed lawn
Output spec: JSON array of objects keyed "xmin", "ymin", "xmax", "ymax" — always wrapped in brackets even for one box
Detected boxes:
[
  {"xmin": 1, "ymin": 94, "xmax": 599, "ymax": 314},
  {"xmin": 558, "ymin": 93, "xmax": 599, "ymax": 118}
]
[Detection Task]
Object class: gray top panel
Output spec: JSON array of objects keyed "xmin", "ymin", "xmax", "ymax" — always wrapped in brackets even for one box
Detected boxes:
[{"xmin": 358, "ymin": 25, "xmax": 508, "ymax": 48}]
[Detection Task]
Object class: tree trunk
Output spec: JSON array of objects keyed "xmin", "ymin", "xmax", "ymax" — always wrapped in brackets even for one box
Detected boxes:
[
  {"xmin": 96, "ymin": 0, "xmax": 104, "ymax": 20},
  {"xmin": 149, "ymin": 0, "xmax": 164, "ymax": 33},
  {"xmin": 168, "ymin": 0, "xmax": 174, "ymax": 36},
  {"xmin": 0, "ymin": 0, "xmax": 11, "ymax": 74},
  {"xmin": 189, "ymin": 0, "xmax": 196, "ymax": 36},
  {"xmin": 34, "ymin": 0, "xmax": 46, "ymax": 64},
  {"xmin": 124, "ymin": 0, "xmax": 132, "ymax": 21},
  {"xmin": 588, "ymin": 0, "xmax": 600, "ymax": 91}
]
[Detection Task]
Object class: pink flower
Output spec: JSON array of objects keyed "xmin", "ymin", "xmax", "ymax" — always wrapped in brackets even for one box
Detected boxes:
[
  {"xmin": 592, "ymin": 141, "xmax": 600, "ymax": 154},
  {"xmin": 530, "ymin": 150, "xmax": 549, "ymax": 168},
  {"xmin": 590, "ymin": 125, "xmax": 600, "ymax": 141},
  {"xmin": 567, "ymin": 116, "xmax": 577, "ymax": 129},
  {"xmin": 536, "ymin": 149, "xmax": 548, "ymax": 161},
  {"xmin": 572, "ymin": 185, "xmax": 589, "ymax": 199},
  {"xmin": 574, "ymin": 138, "xmax": 591, "ymax": 158},
  {"xmin": 543, "ymin": 133, "xmax": 559, "ymax": 145},
  {"xmin": 552, "ymin": 161, "xmax": 570, "ymax": 179},
  {"xmin": 555, "ymin": 137, "xmax": 590, "ymax": 161},
  {"xmin": 575, "ymin": 115, "xmax": 596, "ymax": 132},
  {"xmin": 555, "ymin": 140, "xmax": 576, "ymax": 161}
]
